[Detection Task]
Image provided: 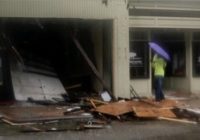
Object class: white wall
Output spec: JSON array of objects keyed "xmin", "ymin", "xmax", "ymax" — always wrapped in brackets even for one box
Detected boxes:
[
  {"xmin": 0, "ymin": 0, "xmax": 127, "ymax": 18},
  {"xmin": 130, "ymin": 79, "xmax": 151, "ymax": 97},
  {"xmin": 113, "ymin": 18, "xmax": 130, "ymax": 98},
  {"xmin": 130, "ymin": 16, "xmax": 200, "ymax": 29}
]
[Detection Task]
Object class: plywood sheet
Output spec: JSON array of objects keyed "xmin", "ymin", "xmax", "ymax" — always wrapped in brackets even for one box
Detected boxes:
[
  {"xmin": 94, "ymin": 101, "xmax": 153, "ymax": 116},
  {"xmin": 94, "ymin": 101, "xmax": 130, "ymax": 116},
  {"xmin": 94, "ymin": 99, "xmax": 179, "ymax": 117},
  {"xmin": 133, "ymin": 107, "xmax": 176, "ymax": 118}
]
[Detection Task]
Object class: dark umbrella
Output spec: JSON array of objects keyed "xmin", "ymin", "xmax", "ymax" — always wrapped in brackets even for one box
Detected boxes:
[{"xmin": 149, "ymin": 42, "xmax": 170, "ymax": 61}]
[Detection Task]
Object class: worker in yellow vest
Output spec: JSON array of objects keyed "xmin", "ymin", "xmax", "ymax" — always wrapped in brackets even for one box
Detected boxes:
[{"xmin": 152, "ymin": 54, "xmax": 167, "ymax": 102}]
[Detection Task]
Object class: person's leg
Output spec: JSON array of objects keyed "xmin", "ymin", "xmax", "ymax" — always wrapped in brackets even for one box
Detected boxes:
[
  {"xmin": 157, "ymin": 76, "xmax": 165, "ymax": 100},
  {"xmin": 154, "ymin": 77, "xmax": 160, "ymax": 101},
  {"xmin": 160, "ymin": 77, "xmax": 165, "ymax": 100}
]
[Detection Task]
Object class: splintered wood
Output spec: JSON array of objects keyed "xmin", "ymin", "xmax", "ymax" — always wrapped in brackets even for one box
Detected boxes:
[{"xmin": 94, "ymin": 99, "xmax": 179, "ymax": 118}]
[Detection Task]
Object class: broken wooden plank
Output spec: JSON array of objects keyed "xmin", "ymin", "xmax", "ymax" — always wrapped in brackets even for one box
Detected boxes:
[
  {"xmin": 90, "ymin": 99, "xmax": 97, "ymax": 109},
  {"xmin": 72, "ymin": 37, "xmax": 114, "ymax": 99},
  {"xmin": 2, "ymin": 119, "xmax": 37, "ymax": 126},
  {"xmin": 0, "ymin": 106, "xmax": 93, "ymax": 123},
  {"xmin": 90, "ymin": 99, "xmax": 109, "ymax": 105},
  {"xmin": 83, "ymin": 124, "xmax": 104, "ymax": 129},
  {"xmin": 158, "ymin": 117, "xmax": 197, "ymax": 124}
]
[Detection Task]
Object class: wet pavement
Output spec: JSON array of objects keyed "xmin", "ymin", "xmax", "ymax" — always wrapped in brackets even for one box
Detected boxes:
[{"xmin": 0, "ymin": 120, "xmax": 199, "ymax": 140}]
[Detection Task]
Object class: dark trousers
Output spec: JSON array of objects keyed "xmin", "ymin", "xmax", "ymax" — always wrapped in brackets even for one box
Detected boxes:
[{"xmin": 154, "ymin": 76, "xmax": 165, "ymax": 101}]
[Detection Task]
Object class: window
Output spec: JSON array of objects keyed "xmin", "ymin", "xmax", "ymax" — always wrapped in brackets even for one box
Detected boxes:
[
  {"xmin": 151, "ymin": 31, "xmax": 186, "ymax": 77},
  {"xmin": 192, "ymin": 32, "xmax": 200, "ymax": 77},
  {"xmin": 129, "ymin": 30, "xmax": 149, "ymax": 79}
]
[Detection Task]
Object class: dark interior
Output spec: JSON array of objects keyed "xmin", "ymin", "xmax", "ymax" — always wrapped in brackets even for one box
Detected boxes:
[{"xmin": 0, "ymin": 18, "xmax": 105, "ymax": 101}]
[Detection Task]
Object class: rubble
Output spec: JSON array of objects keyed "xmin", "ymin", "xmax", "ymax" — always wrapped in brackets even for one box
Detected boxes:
[{"xmin": 0, "ymin": 94, "xmax": 199, "ymax": 133}]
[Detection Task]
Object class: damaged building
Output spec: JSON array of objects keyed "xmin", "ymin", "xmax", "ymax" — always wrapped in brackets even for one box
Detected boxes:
[
  {"xmin": 0, "ymin": 0, "xmax": 200, "ymax": 102},
  {"xmin": 0, "ymin": 0, "xmax": 129, "ymax": 102}
]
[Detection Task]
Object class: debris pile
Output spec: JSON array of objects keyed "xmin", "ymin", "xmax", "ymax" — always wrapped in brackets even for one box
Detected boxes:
[{"xmin": 0, "ymin": 93, "xmax": 199, "ymax": 133}]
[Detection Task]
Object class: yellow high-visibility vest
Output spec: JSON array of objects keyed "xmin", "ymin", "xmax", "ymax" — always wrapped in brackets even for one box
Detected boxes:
[{"xmin": 152, "ymin": 54, "xmax": 166, "ymax": 76}]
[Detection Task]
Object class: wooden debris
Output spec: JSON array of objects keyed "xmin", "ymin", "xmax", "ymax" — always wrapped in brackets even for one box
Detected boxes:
[
  {"xmin": 132, "ymin": 107, "xmax": 176, "ymax": 118},
  {"xmin": 0, "ymin": 106, "xmax": 93, "ymax": 123},
  {"xmin": 89, "ymin": 99, "xmax": 97, "ymax": 109},
  {"xmin": 2, "ymin": 119, "xmax": 37, "ymax": 126},
  {"xmin": 83, "ymin": 124, "xmax": 104, "ymax": 129},
  {"xmin": 94, "ymin": 101, "xmax": 138, "ymax": 117},
  {"xmin": 158, "ymin": 117, "xmax": 197, "ymax": 124},
  {"xmin": 140, "ymin": 99, "xmax": 180, "ymax": 108},
  {"xmin": 93, "ymin": 99, "xmax": 180, "ymax": 120},
  {"xmin": 90, "ymin": 99, "xmax": 108, "ymax": 105},
  {"xmin": 72, "ymin": 37, "xmax": 113, "ymax": 99},
  {"xmin": 86, "ymin": 98, "xmax": 109, "ymax": 109}
]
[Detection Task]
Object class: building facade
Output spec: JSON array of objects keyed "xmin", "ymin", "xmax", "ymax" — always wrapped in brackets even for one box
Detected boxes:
[
  {"xmin": 129, "ymin": 0, "xmax": 200, "ymax": 97},
  {"xmin": 0, "ymin": 0, "xmax": 200, "ymax": 100}
]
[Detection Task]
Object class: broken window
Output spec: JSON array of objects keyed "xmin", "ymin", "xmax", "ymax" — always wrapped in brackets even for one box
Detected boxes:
[
  {"xmin": 129, "ymin": 30, "xmax": 149, "ymax": 79},
  {"xmin": 192, "ymin": 32, "xmax": 200, "ymax": 77}
]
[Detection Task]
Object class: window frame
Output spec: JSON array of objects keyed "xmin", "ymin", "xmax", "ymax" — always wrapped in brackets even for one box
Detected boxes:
[{"xmin": 129, "ymin": 29, "xmax": 150, "ymax": 79}]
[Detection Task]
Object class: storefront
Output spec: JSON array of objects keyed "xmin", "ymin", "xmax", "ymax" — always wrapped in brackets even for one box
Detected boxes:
[{"xmin": 129, "ymin": 0, "xmax": 200, "ymax": 97}]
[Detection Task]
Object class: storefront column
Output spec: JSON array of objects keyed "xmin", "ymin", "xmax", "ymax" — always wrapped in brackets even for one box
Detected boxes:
[{"xmin": 112, "ymin": 17, "xmax": 130, "ymax": 98}]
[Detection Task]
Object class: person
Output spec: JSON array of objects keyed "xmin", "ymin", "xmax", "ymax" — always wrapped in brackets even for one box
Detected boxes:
[{"xmin": 152, "ymin": 54, "xmax": 167, "ymax": 102}]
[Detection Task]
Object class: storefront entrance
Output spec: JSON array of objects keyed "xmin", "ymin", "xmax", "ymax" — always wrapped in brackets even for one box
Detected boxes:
[{"xmin": 129, "ymin": 29, "xmax": 189, "ymax": 96}]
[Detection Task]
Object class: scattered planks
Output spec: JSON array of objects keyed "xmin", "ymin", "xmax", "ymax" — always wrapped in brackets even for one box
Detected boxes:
[
  {"xmin": 0, "ymin": 106, "xmax": 93, "ymax": 124},
  {"xmin": 93, "ymin": 99, "xmax": 182, "ymax": 120},
  {"xmin": 92, "ymin": 98, "xmax": 200, "ymax": 124}
]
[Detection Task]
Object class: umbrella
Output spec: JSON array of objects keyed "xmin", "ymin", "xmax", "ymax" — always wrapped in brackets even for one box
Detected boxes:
[{"xmin": 149, "ymin": 42, "xmax": 170, "ymax": 61}]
